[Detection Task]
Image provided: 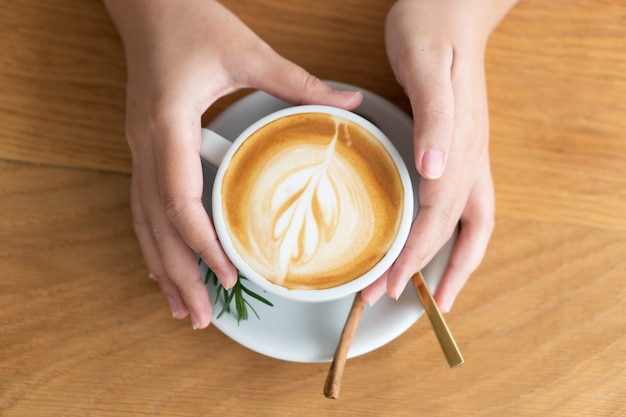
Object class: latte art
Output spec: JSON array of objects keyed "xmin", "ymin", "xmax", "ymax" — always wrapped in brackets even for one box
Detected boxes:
[
  {"xmin": 221, "ymin": 113, "xmax": 403, "ymax": 290},
  {"xmin": 255, "ymin": 124, "xmax": 371, "ymax": 281}
]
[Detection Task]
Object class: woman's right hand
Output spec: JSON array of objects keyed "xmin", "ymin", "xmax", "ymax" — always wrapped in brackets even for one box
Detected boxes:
[{"xmin": 103, "ymin": 0, "xmax": 363, "ymax": 329}]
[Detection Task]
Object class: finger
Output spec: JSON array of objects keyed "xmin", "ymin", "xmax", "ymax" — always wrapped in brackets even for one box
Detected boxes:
[
  {"xmin": 246, "ymin": 52, "xmax": 363, "ymax": 110},
  {"xmin": 134, "ymin": 151, "xmax": 216, "ymax": 329},
  {"xmin": 140, "ymin": 179, "xmax": 215, "ymax": 329},
  {"xmin": 130, "ymin": 168, "xmax": 189, "ymax": 319},
  {"xmin": 360, "ymin": 271, "xmax": 389, "ymax": 306},
  {"xmin": 152, "ymin": 217, "xmax": 214, "ymax": 329},
  {"xmin": 386, "ymin": 168, "xmax": 464, "ymax": 299},
  {"xmin": 386, "ymin": 208, "xmax": 453, "ymax": 300},
  {"xmin": 434, "ymin": 160, "xmax": 495, "ymax": 313},
  {"xmin": 155, "ymin": 118, "xmax": 238, "ymax": 290},
  {"xmin": 150, "ymin": 121, "xmax": 238, "ymax": 329},
  {"xmin": 401, "ymin": 45, "xmax": 455, "ymax": 179}
]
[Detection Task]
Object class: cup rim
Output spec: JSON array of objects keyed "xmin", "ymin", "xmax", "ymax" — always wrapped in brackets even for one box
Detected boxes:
[{"xmin": 212, "ymin": 104, "xmax": 413, "ymax": 303}]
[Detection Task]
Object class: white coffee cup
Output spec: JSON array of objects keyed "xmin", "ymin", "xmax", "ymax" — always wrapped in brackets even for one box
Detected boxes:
[{"xmin": 200, "ymin": 105, "xmax": 413, "ymax": 302}]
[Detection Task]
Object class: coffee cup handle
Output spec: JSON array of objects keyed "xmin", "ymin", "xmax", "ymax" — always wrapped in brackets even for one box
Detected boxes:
[{"xmin": 200, "ymin": 128, "xmax": 232, "ymax": 167}]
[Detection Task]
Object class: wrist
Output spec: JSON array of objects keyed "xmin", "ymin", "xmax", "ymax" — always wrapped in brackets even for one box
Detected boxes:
[
  {"xmin": 388, "ymin": 0, "xmax": 519, "ymax": 43},
  {"xmin": 460, "ymin": 0, "xmax": 521, "ymax": 45},
  {"xmin": 482, "ymin": 0, "xmax": 520, "ymax": 34}
]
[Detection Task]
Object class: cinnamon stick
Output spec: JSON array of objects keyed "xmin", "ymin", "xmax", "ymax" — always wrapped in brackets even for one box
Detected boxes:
[{"xmin": 323, "ymin": 291, "xmax": 366, "ymax": 399}]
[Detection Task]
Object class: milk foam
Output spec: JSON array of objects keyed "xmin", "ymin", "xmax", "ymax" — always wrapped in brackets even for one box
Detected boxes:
[
  {"xmin": 248, "ymin": 122, "xmax": 374, "ymax": 285},
  {"xmin": 222, "ymin": 114, "xmax": 402, "ymax": 290}
]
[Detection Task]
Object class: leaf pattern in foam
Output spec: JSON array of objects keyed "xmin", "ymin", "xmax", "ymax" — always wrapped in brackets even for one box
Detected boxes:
[{"xmin": 270, "ymin": 134, "xmax": 339, "ymax": 280}]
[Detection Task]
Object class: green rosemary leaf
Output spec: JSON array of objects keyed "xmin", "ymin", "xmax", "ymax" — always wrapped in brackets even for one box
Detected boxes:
[
  {"xmin": 204, "ymin": 267, "xmax": 215, "ymax": 286},
  {"xmin": 240, "ymin": 282, "xmax": 274, "ymax": 307},
  {"xmin": 217, "ymin": 289, "xmax": 235, "ymax": 319},
  {"xmin": 243, "ymin": 298, "xmax": 261, "ymax": 320},
  {"xmin": 213, "ymin": 284, "xmax": 223, "ymax": 304},
  {"xmin": 223, "ymin": 287, "xmax": 236, "ymax": 311},
  {"xmin": 199, "ymin": 260, "xmax": 273, "ymax": 323},
  {"xmin": 234, "ymin": 280, "xmax": 248, "ymax": 321}
]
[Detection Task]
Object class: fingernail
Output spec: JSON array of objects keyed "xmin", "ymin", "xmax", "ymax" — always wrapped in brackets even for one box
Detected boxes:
[
  {"xmin": 389, "ymin": 288, "xmax": 401, "ymax": 301},
  {"xmin": 148, "ymin": 273, "xmax": 157, "ymax": 281},
  {"xmin": 190, "ymin": 310, "xmax": 205, "ymax": 330},
  {"xmin": 438, "ymin": 294, "xmax": 454, "ymax": 314},
  {"xmin": 421, "ymin": 149, "xmax": 445, "ymax": 179},
  {"xmin": 226, "ymin": 275, "xmax": 238, "ymax": 290},
  {"xmin": 167, "ymin": 297, "xmax": 186, "ymax": 319},
  {"xmin": 361, "ymin": 292, "xmax": 379, "ymax": 306},
  {"xmin": 334, "ymin": 89, "xmax": 362, "ymax": 99}
]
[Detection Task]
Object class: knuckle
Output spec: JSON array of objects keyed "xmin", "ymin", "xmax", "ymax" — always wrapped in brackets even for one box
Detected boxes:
[
  {"xmin": 155, "ymin": 275, "xmax": 184, "ymax": 300},
  {"xmin": 125, "ymin": 102, "xmax": 179, "ymax": 156},
  {"xmin": 195, "ymin": 246, "xmax": 213, "ymax": 264},
  {"xmin": 419, "ymin": 200, "xmax": 458, "ymax": 242},
  {"xmin": 130, "ymin": 202, "xmax": 168, "ymax": 246},
  {"xmin": 397, "ymin": 39, "xmax": 452, "ymax": 81},
  {"xmin": 127, "ymin": 87, "xmax": 184, "ymax": 132},
  {"xmin": 143, "ymin": 215, "xmax": 167, "ymax": 245},
  {"xmin": 426, "ymin": 106, "xmax": 454, "ymax": 127},
  {"xmin": 296, "ymin": 72, "xmax": 323, "ymax": 103},
  {"xmin": 160, "ymin": 193, "xmax": 210, "ymax": 248},
  {"xmin": 417, "ymin": 106, "xmax": 454, "ymax": 137},
  {"xmin": 196, "ymin": 239, "xmax": 228, "ymax": 271},
  {"xmin": 426, "ymin": 200, "xmax": 455, "ymax": 226},
  {"xmin": 131, "ymin": 215, "xmax": 148, "ymax": 237},
  {"xmin": 160, "ymin": 192, "xmax": 193, "ymax": 225}
]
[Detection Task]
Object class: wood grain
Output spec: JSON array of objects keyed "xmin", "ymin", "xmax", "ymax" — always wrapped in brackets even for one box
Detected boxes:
[
  {"xmin": 1, "ymin": 0, "xmax": 625, "ymax": 416},
  {"xmin": 0, "ymin": 0, "xmax": 128, "ymax": 172},
  {"xmin": 486, "ymin": 1, "xmax": 626, "ymax": 230}
]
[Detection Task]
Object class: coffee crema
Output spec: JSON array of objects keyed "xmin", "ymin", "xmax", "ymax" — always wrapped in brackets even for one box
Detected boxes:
[{"xmin": 221, "ymin": 113, "xmax": 404, "ymax": 290}]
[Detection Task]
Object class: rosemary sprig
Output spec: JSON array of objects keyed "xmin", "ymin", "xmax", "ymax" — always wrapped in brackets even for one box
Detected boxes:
[{"xmin": 200, "ymin": 260, "xmax": 273, "ymax": 324}]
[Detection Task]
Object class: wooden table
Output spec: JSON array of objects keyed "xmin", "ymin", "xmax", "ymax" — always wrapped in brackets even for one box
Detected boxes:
[{"xmin": 1, "ymin": 1, "xmax": 625, "ymax": 415}]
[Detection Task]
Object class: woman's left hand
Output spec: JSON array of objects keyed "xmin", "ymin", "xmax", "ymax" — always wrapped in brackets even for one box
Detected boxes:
[{"xmin": 362, "ymin": 0, "xmax": 515, "ymax": 312}]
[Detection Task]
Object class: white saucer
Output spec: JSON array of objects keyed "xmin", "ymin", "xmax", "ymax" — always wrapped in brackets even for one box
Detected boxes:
[{"xmin": 200, "ymin": 81, "xmax": 454, "ymax": 363}]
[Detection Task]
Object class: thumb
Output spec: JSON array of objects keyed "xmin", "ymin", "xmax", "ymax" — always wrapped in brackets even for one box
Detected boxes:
[
  {"xmin": 248, "ymin": 51, "xmax": 363, "ymax": 110},
  {"xmin": 402, "ymin": 50, "xmax": 455, "ymax": 180}
]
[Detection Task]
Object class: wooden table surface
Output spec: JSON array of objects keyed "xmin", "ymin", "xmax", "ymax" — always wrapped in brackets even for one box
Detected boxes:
[{"xmin": 1, "ymin": 1, "xmax": 625, "ymax": 416}]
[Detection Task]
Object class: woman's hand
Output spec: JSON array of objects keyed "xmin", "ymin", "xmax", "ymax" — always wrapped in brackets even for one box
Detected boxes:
[
  {"xmin": 363, "ymin": 0, "xmax": 516, "ymax": 311},
  {"xmin": 104, "ymin": 0, "xmax": 362, "ymax": 329}
]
